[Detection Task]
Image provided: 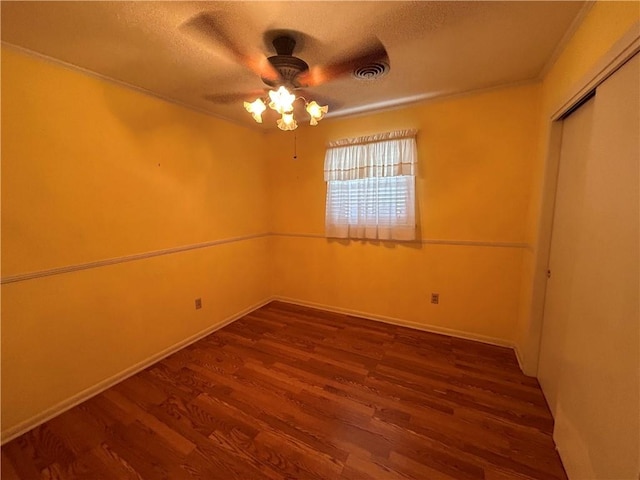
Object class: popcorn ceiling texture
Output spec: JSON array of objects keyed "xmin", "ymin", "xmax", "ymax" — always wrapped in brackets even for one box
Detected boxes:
[{"xmin": 0, "ymin": 1, "xmax": 584, "ymax": 129}]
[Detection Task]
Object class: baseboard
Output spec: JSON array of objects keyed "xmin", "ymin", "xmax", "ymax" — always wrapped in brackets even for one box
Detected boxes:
[
  {"xmin": 273, "ymin": 296, "xmax": 515, "ymax": 349},
  {"xmin": 2, "ymin": 295, "xmax": 524, "ymax": 443},
  {"xmin": 0, "ymin": 297, "xmax": 272, "ymax": 445},
  {"xmin": 514, "ymin": 345, "xmax": 529, "ymax": 376}
]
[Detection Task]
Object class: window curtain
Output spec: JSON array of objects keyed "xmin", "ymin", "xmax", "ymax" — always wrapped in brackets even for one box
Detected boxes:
[
  {"xmin": 324, "ymin": 129, "xmax": 417, "ymax": 240},
  {"xmin": 324, "ymin": 129, "xmax": 417, "ymax": 181}
]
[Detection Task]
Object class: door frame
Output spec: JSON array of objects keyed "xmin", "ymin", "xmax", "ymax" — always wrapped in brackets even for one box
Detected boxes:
[{"xmin": 522, "ymin": 20, "xmax": 640, "ymax": 376}]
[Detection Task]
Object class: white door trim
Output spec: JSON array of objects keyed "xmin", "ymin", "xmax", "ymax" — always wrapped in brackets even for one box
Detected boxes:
[{"xmin": 521, "ymin": 20, "xmax": 640, "ymax": 377}]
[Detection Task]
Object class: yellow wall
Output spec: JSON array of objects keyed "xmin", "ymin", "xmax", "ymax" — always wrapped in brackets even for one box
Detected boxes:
[
  {"xmin": 266, "ymin": 83, "xmax": 541, "ymax": 344},
  {"xmin": 4, "ymin": 0, "xmax": 634, "ymax": 445},
  {"xmin": 1, "ymin": 48, "xmax": 271, "ymax": 438},
  {"xmin": 516, "ymin": 1, "xmax": 640, "ymax": 373},
  {"xmin": 541, "ymin": 1, "xmax": 640, "ymax": 115}
]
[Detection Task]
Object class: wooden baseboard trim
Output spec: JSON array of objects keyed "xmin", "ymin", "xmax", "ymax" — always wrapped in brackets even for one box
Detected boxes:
[
  {"xmin": 273, "ymin": 296, "xmax": 515, "ymax": 350},
  {"xmin": 0, "ymin": 297, "xmax": 272, "ymax": 445},
  {"xmin": 513, "ymin": 345, "xmax": 531, "ymax": 377},
  {"xmin": 2, "ymin": 296, "xmax": 524, "ymax": 443}
]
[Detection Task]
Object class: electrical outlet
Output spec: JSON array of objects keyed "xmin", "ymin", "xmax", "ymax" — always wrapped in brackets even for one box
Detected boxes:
[
  {"xmin": 195, "ymin": 298, "xmax": 202, "ymax": 310},
  {"xmin": 431, "ymin": 293, "xmax": 439, "ymax": 304}
]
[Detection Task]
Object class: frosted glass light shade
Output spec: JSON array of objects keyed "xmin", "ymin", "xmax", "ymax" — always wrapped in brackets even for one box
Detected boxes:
[
  {"xmin": 244, "ymin": 98, "xmax": 266, "ymax": 123},
  {"xmin": 277, "ymin": 112, "xmax": 298, "ymax": 131},
  {"xmin": 306, "ymin": 101, "xmax": 328, "ymax": 125},
  {"xmin": 268, "ymin": 86, "xmax": 295, "ymax": 114}
]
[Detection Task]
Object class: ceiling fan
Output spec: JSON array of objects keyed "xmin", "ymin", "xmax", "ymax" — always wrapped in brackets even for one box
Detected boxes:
[{"xmin": 183, "ymin": 12, "xmax": 388, "ymax": 129}]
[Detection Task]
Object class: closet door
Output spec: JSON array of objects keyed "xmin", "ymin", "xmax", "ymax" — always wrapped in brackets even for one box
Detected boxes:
[{"xmin": 538, "ymin": 53, "xmax": 639, "ymax": 479}]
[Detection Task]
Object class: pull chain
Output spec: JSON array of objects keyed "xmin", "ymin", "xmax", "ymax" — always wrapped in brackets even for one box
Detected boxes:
[{"xmin": 293, "ymin": 132, "xmax": 298, "ymax": 160}]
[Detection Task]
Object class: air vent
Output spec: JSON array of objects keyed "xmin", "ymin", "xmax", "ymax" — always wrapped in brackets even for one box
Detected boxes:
[{"xmin": 353, "ymin": 61, "xmax": 389, "ymax": 81}]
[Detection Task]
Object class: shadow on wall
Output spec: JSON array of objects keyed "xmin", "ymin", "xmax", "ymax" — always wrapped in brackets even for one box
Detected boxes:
[
  {"xmin": 327, "ymin": 237, "xmax": 424, "ymax": 251},
  {"xmin": 93, "ymin": 73, "xmax": 267, "ymax": 194},
  {"xmin": 96, "ymin": 72, "xmax": 257, "ymax": 142}
]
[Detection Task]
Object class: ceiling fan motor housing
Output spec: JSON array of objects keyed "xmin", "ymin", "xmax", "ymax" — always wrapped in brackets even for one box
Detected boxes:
[
  {"xmin": 263, "ymin": 55, "xmax": 309, "ymax": 87},
  {"xmin": 262, "ymin": 35, "xmax": 309, "ymax": 88}
]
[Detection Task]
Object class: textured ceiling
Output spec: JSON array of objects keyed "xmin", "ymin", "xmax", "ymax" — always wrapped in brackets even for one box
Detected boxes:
[{"xmin": 1, "ymin": 1, "xmax": 586, "ymax": 129}]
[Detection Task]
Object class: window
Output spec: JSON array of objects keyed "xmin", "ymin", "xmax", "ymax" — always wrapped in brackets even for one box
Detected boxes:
[{"xmin": 324, "ymin": 130, "xmax": 417, "ymax": 240}]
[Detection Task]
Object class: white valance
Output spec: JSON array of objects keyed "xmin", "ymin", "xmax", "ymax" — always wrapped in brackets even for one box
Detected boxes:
[{"xmin": 324, "ymin": 129, "xmax": 418, "ymax": 181}]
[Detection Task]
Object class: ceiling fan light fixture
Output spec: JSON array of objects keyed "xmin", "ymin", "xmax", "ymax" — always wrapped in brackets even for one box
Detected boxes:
[
  {"xmin": 305, "ymin": 101, "xmax": 328, "ymax": 126},
  {"xmin": 268, "ymin": 86, "xmax": 295, "ymax": 114},
  {"xmin": 244, "ymin": 87, "xmax": 328, "ymax": 131},
  {"xmin": 244, "ymin": 98, "xmax": 266, "ymax": 123}
]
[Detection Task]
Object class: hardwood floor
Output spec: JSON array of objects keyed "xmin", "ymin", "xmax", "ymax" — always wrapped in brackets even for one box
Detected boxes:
[{"xmin": 2, "ymin": 301, "xmax": 566, "ymax": 479}]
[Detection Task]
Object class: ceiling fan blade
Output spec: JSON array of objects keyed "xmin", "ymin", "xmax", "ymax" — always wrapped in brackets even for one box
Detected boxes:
[
  {"xmin": 297, "ymin": 39, "xmax": 388, "ymax": 87},
  {"xmin": 296, "ymin": 88, "xmax": 342, "ymax": 111},
  {"xmin": 182, "ymin": 12, "xmax": 280, "ymax": 83},
  {"xmin": 203, "ymin": 89, "xmax": 266, "ymax": 104}
]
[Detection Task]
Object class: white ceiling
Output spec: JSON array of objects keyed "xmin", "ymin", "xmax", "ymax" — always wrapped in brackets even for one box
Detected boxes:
[{"xmin": 1, "ymin": 1, "xmax": 586, "ymax": 129}]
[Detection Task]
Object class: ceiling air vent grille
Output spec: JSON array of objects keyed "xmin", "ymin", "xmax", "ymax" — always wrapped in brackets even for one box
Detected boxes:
[{"xmin": 353, "ymin": 61, "xmax": 389, "ymax": 81}]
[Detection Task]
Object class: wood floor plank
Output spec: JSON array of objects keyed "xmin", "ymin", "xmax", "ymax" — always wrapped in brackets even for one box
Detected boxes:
[
  {"xmin": 342, "ymin": 453, "xmax": 416, "ymax": 480},
  {"xmin": 1, "ymin": 449, "xmax": 22, "ymax": 480},
  {"xmin": 2, "ymin": 301, "xmax": 567, "ymax": 479}
]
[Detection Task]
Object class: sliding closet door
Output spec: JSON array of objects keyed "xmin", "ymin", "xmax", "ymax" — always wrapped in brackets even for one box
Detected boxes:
[
  {"xmin": 538, "ymin": 95, "xmax": 595, "ymax": 418},
  {"xmin": 538, "ymin": 53, "xmax": 639, "ymax": 479}
]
